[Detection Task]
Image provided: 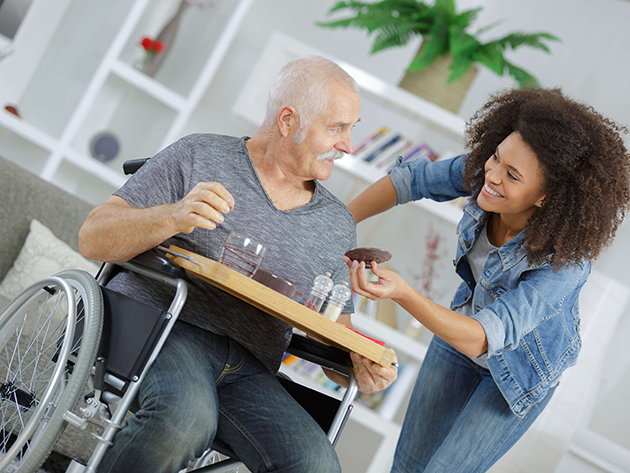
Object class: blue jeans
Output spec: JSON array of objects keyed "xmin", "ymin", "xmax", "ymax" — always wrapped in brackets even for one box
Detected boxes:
[
  {"xmin": 391, "ymin": 337, "xmax": 557, "ymax": 473},
  {"xmin": 99, "ymin": 321, "xmax": 340, "ymax": 473}
]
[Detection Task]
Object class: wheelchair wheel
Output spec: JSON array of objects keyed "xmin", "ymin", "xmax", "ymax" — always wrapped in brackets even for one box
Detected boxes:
[{"xmin": 0, "ymin": 270, "xmax": 103, "ymax": 473}]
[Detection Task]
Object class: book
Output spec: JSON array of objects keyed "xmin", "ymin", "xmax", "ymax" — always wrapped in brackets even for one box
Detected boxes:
[
  {"xmin": 363, "ymin": 133, "xmax": 403, "ymax": 163},
  {"xmin": 354, "ymin": 130, "xmax": 399, "ymax": 161},
  {"xmin": 402, "ymin": 142, "xmax": 438, "ymax": 163},
  {"xmin": 373, "ymin": 138, "xmax": 412, "ymax": 169},
  {"xmin": 352, "ymin": 126, "xmax": 389, "ymax": 156}
]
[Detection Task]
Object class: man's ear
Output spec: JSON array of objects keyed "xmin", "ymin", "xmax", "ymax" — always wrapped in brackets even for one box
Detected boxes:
[{"xmin": 277, "ymin": 105, "xmax": 298, "ymax": 138}]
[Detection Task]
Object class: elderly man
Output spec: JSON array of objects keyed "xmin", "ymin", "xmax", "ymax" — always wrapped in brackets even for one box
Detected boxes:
[{"xmin": 79, "ymin": 55, "xmax": 397, "ymax": 473}]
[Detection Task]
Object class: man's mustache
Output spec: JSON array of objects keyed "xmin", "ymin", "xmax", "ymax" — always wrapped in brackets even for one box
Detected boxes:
[{"xmin": 317, "ymin": 148, "xmax": 345, "ymax": 161}]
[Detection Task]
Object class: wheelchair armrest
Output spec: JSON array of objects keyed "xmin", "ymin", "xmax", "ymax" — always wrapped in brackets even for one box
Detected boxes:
[
  {"xmin": 287, "ymin": 333, "xmax": 353, "ymax": 376},
  {"xmin": 125, "ymin": 248, "xmax": 186, "ymax": 280}
]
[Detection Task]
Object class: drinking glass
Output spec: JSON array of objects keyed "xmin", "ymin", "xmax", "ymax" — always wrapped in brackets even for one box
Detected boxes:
[{"xmin": 219, "ymin": 232, "xmax": 266, "ymax": 277}]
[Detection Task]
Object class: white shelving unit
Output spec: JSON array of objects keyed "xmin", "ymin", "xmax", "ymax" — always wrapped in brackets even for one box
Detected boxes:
[
  {"xmin": 233, "ymin": 30, "xmax": 466, "ymax": 228},
  {"xmin": 235, "ymin": 32, "xmax": 469, "ymax": 472},
  {"xmin": 2, "ymin": 8, "xmax": 464, "ymax": 469},
  {"xmin": 0, "ymin": 0, "xmax": 254, "ymax": 205}
]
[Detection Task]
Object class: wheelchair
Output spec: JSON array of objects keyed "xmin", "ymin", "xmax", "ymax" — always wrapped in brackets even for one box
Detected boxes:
[{"xmin": 0, "ymin": 161, "xmax": 358, "ymax": 473}]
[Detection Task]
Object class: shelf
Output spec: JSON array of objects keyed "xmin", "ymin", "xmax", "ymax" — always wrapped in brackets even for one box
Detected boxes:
[
  {"xmin": 71, "ymin": 73, "xmax": 179, "ymax": 173},
  {"xmin": 234, "ymin": 31, "xmax": 465, "ymax": 226},
  {"xmin": 17, "ymin": 1, "xmax": 136, "ymax": 139},
  {"xmin": 352, "ymin": 312, "xmax": 429, "ymax": 363},
  {"xmin": 234, "ymin": 31, "xmax": 466, "ymax": 141},
  {"xmin": 338, "ymin": 60, "xmax": 465, "ymax": 141},
  {"xmin": 0, "ymin": 109, "xmax": 57, "ymax": 152},
  {"xmin": 64, "ymin": 149, "xmax": 128, "ymax": 190},
  {"xmin": 110, "ymin": 59, "xmax": 186, "ymax": 111},
  {"xmin": 118, "ymin": 0, "xmax": 254, "ymax": 98},
  {"xmin": 52, "ymin": 159, "xmax": 120, "ymax": 207},
  {"xmin": 334, "ymin": 155, "xmax": 463, "ymax": 226},
  {"xmin": 0, "ymin": 124, "xmax": 51, "ymax": 175}
]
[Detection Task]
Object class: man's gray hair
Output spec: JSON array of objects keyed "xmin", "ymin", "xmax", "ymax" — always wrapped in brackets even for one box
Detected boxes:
[{"xmin": 263, "ymin": 55, "xmax": 359, "ymax": 143}]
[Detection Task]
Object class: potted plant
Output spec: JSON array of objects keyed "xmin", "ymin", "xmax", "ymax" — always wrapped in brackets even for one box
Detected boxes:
[{"xmin": 317, "ymin": 0, "xmax": 560, "ymax": 112}]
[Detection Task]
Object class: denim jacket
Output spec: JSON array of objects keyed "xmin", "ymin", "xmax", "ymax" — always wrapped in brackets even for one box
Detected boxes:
[{"xmin": 390, "ymin": 155, "xmax": 589, "ymax": 417}]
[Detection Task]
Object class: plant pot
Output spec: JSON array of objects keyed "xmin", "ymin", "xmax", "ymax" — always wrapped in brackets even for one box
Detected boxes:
[{"xmin": 398, "ymin": 54, "xmax": 477, "ymax": 114}]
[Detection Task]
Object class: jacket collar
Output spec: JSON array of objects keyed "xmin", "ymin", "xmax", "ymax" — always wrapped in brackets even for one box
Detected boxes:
[{"xmin": 462, "ymin": 202, "xmax": 548, "ymax": 272}]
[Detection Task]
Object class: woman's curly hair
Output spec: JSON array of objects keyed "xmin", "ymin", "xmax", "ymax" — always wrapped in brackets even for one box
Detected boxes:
[{"xmin": 464, "ymin": 87, "xmax": 630, "ymax": 269}]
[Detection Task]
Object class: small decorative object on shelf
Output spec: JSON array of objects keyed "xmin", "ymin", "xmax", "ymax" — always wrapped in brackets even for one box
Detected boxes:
[
  {"xmin": 141, "ymin": 0, "xmax": 218, "ymax": 77},
  {"xmin": 89, "ymin": 132, "xmax": 120, "ymax": 163},
  {"xmin": 305, "ymin": 271, "xmax": 334, "ymax": 312},
  {"xmin": 323, "ymin": 281, "xmax": 351, "ymax": 322},
  {"xmin": 4, "ymin": 104, "xmax": 20, "ymax": 118},
  {"xmin": 135, "ymin": 36, "xmax": 165, "ymax": 74}
]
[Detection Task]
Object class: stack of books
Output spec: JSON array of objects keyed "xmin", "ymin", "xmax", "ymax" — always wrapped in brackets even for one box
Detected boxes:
[{"xmin": 352, "ymin": 126, "xmax": 439, "ymax": 170}]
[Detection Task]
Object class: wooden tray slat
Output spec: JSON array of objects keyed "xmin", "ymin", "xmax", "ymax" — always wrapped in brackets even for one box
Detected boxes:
[{"xmin": 168, "ymin": 245, "xmax": 395, "ymax": 367}]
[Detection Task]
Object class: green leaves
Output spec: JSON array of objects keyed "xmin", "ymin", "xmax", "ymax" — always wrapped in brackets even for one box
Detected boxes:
[{"xmin": 316, "ymin": 0, "xmax": 560, "ymax": 87}]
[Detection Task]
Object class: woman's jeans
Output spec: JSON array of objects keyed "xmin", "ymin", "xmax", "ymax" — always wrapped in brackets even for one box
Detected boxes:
[
  {"xmin": 392, "ymin": 336, "xmax": 557, "ymax": 473},
  {"xmin": 99, "ymin": 321, "xmax": 340, "ymax": 473}
]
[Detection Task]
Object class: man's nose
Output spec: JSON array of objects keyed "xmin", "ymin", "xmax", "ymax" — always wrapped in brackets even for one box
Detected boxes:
[{"xmin": 335, "ymin": 132, "xmax": 354, "ymax": 155}]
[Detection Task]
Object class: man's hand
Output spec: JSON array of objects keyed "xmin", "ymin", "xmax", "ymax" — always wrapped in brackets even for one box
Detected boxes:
[
  {"xmin": 169, "ymin": 182, "xmax": 234, "ymax": 234},
  {"xmin": 350, "ymin": 350, "xmax": 398, "ymax": 394}
]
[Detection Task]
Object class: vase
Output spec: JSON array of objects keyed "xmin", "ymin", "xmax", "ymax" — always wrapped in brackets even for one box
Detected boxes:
[
  {"xmin": 398, "ymin": 52, "xmax": 478, "ymax": 114},
  {"xmin": 143, "ymin": 0, "xmax": 188, "ymax": 77}
]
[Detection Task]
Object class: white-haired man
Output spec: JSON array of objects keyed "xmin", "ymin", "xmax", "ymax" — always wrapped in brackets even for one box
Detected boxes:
[{"xmin": 79, "ymin": 55, "xmax": 398, "ymax": 473}]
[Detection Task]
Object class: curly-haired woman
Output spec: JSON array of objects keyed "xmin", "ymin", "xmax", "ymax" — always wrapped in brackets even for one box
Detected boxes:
[{"xmin": 345, "ymin": 88, "xmax": 630, "ymax": 473}]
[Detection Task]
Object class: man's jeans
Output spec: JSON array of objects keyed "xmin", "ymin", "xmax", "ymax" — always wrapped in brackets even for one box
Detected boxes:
[
  {"xmin": 99, "ymin": 321, "xmax": 340, "ymax": 473},
  {"xmin": 391, "ymin": 336, "xmax": 556, "ymax": 473}
]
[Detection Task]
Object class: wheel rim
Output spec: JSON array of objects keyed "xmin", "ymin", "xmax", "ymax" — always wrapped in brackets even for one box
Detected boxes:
[{"xmin": 0, "ymin": 277, "xmax": 78, "ymax": 470}]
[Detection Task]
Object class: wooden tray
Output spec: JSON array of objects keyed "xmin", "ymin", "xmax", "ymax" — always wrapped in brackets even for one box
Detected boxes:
[{"xmin": 167, "ymin": 245, "xmax": 395, "ymax": 367}]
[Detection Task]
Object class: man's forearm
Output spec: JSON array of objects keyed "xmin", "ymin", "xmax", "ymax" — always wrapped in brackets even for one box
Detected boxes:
[{"xmin": 79, "ymin": 196, "xmax": 178, "ymax": 263}]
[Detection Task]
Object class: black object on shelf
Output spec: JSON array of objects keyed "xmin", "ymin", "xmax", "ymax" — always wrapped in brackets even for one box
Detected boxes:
[{"xmin": 90, "ymin": 132, "xmax": 120, "ymax": 163}]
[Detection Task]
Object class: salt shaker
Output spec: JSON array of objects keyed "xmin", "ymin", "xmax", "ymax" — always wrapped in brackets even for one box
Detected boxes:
[
  {"xmin": 322, "ymin": 281, "xmax": 351, "ymax": 322},
  {"xmin": 305, "ymin": 272, "xmax": 334, "ymax": 313}
]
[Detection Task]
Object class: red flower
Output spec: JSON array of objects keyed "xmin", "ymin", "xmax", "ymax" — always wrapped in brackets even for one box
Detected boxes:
[
  {"xmin": 140, "ymin": 36, "xmax": 164, "ymax": 54},
  {"xmin": 141, "ymin": 37, "xmax": 153, "ymax": 51}
]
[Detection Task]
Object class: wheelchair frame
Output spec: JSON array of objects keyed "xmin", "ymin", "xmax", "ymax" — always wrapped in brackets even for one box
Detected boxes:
[{"xmin": 0, "ymin": 251, "xmax": 358, "ymax": 473}]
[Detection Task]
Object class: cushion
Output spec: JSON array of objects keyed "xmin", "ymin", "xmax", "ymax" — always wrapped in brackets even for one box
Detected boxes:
[
  {"xmin": 0, "ymin": 156, "xmax": 94, "ymax": 283},
  {"xmin": 0, "ymin": 219, "xmax": 101, "ymax": 301}
]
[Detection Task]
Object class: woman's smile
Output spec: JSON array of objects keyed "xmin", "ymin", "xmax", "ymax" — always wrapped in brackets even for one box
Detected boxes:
[{"xmin": 482, "ymin": 183, "xmax": 503, "ymax": 198}]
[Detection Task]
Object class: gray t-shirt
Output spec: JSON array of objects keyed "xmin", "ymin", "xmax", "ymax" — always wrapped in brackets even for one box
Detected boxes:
[
  {"xmin": 107, "ymin": 134, "xmax": 357, "ymax": 373},
  {"xmin": 457, "ymin": 223, "xmax": 496, "ymax": 369}
]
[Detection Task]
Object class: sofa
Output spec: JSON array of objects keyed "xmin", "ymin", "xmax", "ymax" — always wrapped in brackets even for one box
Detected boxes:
[
  {"xmin": 0, "ymin": 155, "xmax": 102, "ymax": 462},
  {"xmin": 0, "ymin": 155, "xmax": 97, "ymax": 306}
]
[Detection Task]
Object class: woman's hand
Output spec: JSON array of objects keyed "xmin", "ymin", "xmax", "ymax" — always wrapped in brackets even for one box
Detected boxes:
[{"xmin": 344, "ymin": 257, "xmax": 409, "ymax": 302}]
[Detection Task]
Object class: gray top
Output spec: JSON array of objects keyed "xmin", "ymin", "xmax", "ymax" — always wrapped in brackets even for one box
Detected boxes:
[
  {"xmin": 107, "ymin": 134, "xmax": 357, "ymax": 373},
  {"xmin": 456, "ymin": 223, "xmax": 496, "ymax": 369}
]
